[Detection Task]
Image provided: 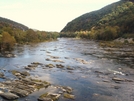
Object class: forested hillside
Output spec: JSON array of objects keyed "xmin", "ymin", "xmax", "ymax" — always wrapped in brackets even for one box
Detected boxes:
[
  {"xmin": 61, "ymin": 0, "xmax": 134, "ymax": 40},
  {"xmin": 0, "ymin": 17, "xmax": 59, "ymax": 52},
  {"xmin": 0, "ymin": 17, "xmax": 28, "ymax": 31}
]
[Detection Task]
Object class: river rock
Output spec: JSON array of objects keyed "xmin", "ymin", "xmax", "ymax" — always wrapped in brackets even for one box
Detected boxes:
[
  {"xmin": 112, "ymin": 77, "xmax": 125, "ymax": 82},
  {"xmin": 62, "ymin": 86, "xmax": 73, "ymax": 94},
  {"xmin": 50, "ymin": 56, "xmax": 59, "ymax": 59},
  {"xmin": 75, "ymin": 58, "xmax": 88, "ymax": 64},
  {"xmin": 5, "ymin": 53, "xmax": 15, "ymax": 58},
  {"xmin": 63, "ymin": 93, "xmax": 75, "ymax": 99},
  {"xmin": 114, "ymin": 86, "xmax": 121, "ymax": 89},
  {"xmin": 38, "ymin": 97, "xmax": 53, "ymax": 101},
  {"xmin": 16, "ymin": 84, "xmax": 36, "ymax": 93},
  {"xmin": 46, "ymin": 58, "xmax": 51, "ymax": 61},
  {"xmin": 52, "ymin": 60, "xmax": 64, "ymax": 63},
  {"xmin": 20, "ymin": 71, "xmax": 30, "ymax": 76},
  {"xmin": 0, "ymin": 72, "xmax": 5, "ymax": 78},
  {"xmin": 0, "ymin": 92, "xmax": 19, "ymax": 100},
  {"xmin": 32, "ymin": 62, "xmax": 42, "ymax": 65},
  {"xmin": 56, "ymin": 64, "xmax": 64, "ymax": 68},
  {"xmin": 46, "ymin": 64, "xmax": 55, "ymax": 68},
  {"xmin": 38, "ymin": 93, "xmax": 60, "ymax": 101},
  {"xmin": 10, "ymin": 88, "xmax": 29, "ymax": 97},
  {"xmin": 11, "ymin": 70, "xmax": 30, "ymax": 78},
  {"xmin": 66, "ymin": 66, "xmax": 74, "ymax": 70}
]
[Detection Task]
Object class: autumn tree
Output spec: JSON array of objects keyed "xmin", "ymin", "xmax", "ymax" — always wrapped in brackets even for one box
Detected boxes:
[{"xmin": 0, "ymin": 32, "xmax": 16, "ymax": 51}]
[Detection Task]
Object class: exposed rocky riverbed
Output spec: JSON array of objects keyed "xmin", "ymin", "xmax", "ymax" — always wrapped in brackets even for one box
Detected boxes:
[{"xmin": 0, "ymin": 38, "xmax": 134, "ymax": 101}]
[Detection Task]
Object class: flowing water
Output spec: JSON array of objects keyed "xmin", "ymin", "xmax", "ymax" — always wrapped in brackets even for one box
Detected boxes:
[{"xmin": 0, "ymin": 38, "xmax": 134, "ymax": 101}]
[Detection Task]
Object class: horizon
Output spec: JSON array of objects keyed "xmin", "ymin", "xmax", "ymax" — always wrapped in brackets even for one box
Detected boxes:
[{"xmin": 0, "ymin": 0, "xmax": 119, "ymax": 32}]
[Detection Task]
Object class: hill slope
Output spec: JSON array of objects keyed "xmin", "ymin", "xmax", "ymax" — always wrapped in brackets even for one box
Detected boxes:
[
  {"xmin": 61, "ymin": 0, "xmax": 134, "ymax": 40},
  {"xmin": 0, "ymin": 17, "xmax": 28, "ymax": 31}
]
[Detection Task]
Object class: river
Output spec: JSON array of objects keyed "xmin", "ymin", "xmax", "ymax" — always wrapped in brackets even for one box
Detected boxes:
[{"xmin": 0, "ymin": 38, "xmax": 134, "ymax": 101}]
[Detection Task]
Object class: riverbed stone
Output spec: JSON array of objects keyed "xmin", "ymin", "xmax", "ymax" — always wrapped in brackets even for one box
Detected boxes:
[
  {"xmin": 10, "ymin": 88, "xmax": 29, "ymax": 97},
  {"xmin": 52, "ymin": 59, "xmax": 64, "ymax": 63},
  {"xmin": 63, "ymin": 93, "xmax": 75, "ymax": 99},
  {"xmin": 38, "ymin": 97, "xmax": 53, "ymax": 101},
  {"xmin": 112, "ymin": 77, "xmax": 125, "ymax": 82},
  {"xmin": 0, "ymin": 92, "xmax": 19, "ymax": 100},
  {"xmin": 46, "ymin": 58, "xmax": 51, "ymax": 61},
  {"xmin": 39, "ymin": 93, "xmax": 61, "ymax": 101},
  {"xmin": 62, "ymin": 86, "xmax": 73, "ymax": 94},
  {"xmin": 75, "ymin": 58, "xmax": 89, "ymax": 64},
  {"xmin": 46, "ymin": 64, "xmax": 55, "ymax": 68},
  {"xmin": 32, "ymin": 62, "xmax": 42, "ymax": 65},
  {"xmin": 0, "ymin": 72, "xmax": 5, "ymax": 78},
  {"xmin": 66, "ymin": 66, "xmax": 74, "ymax": 70},
  {"xmin": 56, "ymin": 64, "xmax": 64, "ymax": 68},
  {"xmin": 20, "ymin": 71, "xmax": 30, "ymax": 76}
]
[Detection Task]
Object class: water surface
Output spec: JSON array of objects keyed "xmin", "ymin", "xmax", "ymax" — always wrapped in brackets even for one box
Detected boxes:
[{"xmin": 0, "ymin": 38, "xmax": 134, "ymax": 101}]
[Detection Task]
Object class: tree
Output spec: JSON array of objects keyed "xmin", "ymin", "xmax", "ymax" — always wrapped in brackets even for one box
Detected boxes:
[{"xmin": 0, "ymin": 32, "xmax": 16, "ymax": 51}]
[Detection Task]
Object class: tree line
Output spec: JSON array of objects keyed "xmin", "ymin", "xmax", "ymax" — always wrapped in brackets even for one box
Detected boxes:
[{"xmin": 0, "ymin": 25, "xmax": 59, "ymax": 52}]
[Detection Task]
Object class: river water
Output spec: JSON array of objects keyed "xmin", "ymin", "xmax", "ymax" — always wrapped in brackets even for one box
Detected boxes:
[{"xmin": 0, "ymin": 38, "xmax": 134, "ymax": 101}]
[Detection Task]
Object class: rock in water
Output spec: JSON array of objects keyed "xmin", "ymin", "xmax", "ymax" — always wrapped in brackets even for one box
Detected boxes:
[
  {"xmin": 38, "ymin": 97, "xmax": 53, "ymax": 101},
  {"xmin": 38, "ymin": 93, "xmax": 60, "ymax": 101},
  {"xmin": 10, "ymin": 88, "xmax": 29, "ymax": 97},
  {"xmin": 0, "ymin": 92, "xmax": 19, "ymax": 100},
  {"xmin": 63, "ymin": 93, "xmax": 75, "ymax": 99}
]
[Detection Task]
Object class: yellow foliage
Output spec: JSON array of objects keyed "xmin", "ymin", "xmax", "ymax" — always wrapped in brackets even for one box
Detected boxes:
[{"xmin": 1, "ymin": 32, "xmax": 16, "ymax": 50}]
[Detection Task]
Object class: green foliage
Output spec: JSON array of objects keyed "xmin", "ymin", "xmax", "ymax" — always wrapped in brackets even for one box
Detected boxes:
[
  {"xmin": 61, "ymin": 1, "xmax": 134, "ymax": 40},
  {"xmin": 0, "ymin": 17, "xmax": 60, "ymax": 51},
  {"xmin": 60, "ymin": 32, "xmax": 77, "ymax": 38},
  {"xmin": 0, "ymin": 32, "xmax": 16, "ymax": 51}
]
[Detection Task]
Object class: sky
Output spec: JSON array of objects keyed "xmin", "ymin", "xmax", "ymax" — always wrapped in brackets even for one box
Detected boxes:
[{"xmin": 0, "ymin": 0, "xmax": 119, "ymax": 32}]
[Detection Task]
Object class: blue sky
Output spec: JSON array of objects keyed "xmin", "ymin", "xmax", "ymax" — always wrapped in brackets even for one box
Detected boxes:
[{"xmin": 0, "ymin": 0, "xmax": 119, "ymax": 32}]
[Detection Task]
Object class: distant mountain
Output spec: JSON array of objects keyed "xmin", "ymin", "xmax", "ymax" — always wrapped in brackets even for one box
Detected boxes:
[
  {"xmin": 0, "ymin": 17, "xmax": 28, "ymax": 31},
  {"xmin": 61, "ymin": 0, "xmax": 134, "ymax": 39}
]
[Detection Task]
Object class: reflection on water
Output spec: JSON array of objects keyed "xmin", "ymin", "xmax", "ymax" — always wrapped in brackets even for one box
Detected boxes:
[{"xmin": 0, "ymin": 38, "xmax": 134, "ymax": 101}]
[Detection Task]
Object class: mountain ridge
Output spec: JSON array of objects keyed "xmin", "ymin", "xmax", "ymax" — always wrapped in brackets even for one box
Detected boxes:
[
  {"xmin": 61, "ymin": 1, "xmax": 122, "ymax": 32},
  {"xmin": 0, "ymin": 17, "xmax": 28, "ymax": 31},
  {"xmin": 61, "ymin": 0, "xmax": 134, "ymax": 40}
]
